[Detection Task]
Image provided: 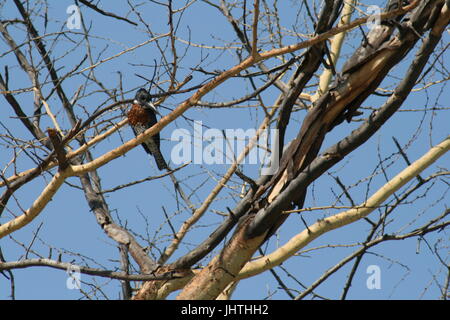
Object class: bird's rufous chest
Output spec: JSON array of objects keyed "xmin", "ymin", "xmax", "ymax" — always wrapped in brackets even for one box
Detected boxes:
[{"xmin": 127, "ymin": 104, "xmax": 151, "ymax": 126}]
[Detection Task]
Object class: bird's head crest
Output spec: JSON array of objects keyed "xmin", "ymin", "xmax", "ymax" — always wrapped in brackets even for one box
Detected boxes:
[{"xmin": 134, "ymin": 88, "xmax": 151, "ymax": 105}]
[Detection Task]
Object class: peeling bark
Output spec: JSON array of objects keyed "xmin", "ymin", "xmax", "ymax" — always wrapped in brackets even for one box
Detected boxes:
[{"xmin": 176, "ymin": 217, "xmax": 267, "ymax": 300}]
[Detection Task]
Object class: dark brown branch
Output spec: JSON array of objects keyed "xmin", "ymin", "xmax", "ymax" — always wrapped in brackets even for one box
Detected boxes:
[
  {"xmin": 392, "ymin": 136, "xmax": 425, "ymax": 183},
  {"xmin": 78, "ymin": 0, "xmax": 138, "ymax": 26},
  {"xmin": 171, "ymin": 174, "xmax": 271, "ymax": 269},
  {"xmin": 119, "ymin": 245, "xmax": 132, "ymax": 300},
  {"xmin": 197, "ymin": 58, "xmax": 296, "ymax": 108},
  {"xmin": 246, "ymin": 0, "xmax": 446, "ymax": 239},
  {"xmin": 47, "ymin": 129, "xmax": 69, "ymax": 171},
  {"xmin": 276, "ymin": 0, "xmax": 343, "ymax": 151},
  {"xmin": 13, "ymin": 0, "xmax": 73, "ymax": 117},
  {"xmin": 0, "ymin": 258, "xmax": 180, "ymax": 281},
  {"xmin": 0, "ymin": 73, "xmax": 51, "ymax": 150}
]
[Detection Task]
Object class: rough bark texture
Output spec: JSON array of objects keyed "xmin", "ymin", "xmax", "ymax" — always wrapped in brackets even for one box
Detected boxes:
[
  {"xmin": 176, "ymin": 217, "xmax": 267, "ymax": 300},
  {"xmin": 171, "ymin": 0, "xmax": 447, "ymax": 300}
]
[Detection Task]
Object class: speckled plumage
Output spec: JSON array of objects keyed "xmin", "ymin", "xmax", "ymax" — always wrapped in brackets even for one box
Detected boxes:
[{"xmin": 127, "ymin": 89, "xmax": 167, "ymax": 170}]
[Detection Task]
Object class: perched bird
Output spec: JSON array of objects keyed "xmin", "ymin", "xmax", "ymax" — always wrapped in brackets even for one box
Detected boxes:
[{"xmin": 127, "ymin": 88, "xmax": 168, "ymax": 170}]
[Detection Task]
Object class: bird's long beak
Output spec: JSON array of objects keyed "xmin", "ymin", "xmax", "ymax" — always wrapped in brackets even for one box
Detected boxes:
[{"xmin": 146, "ymin": 102, "xmax": 161, "ymax": 116}]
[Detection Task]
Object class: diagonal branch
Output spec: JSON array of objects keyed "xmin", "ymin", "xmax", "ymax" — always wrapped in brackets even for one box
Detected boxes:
[
  {"xmin": 247, "ymin": 0, "xmax": 443, "ymax": 239},
  {"xmin": 251, "ymin": 0, "xmax": 260, "ymax": 58},
  {"xmin": 0, "ymin": 258, "xmax": 181, "ymax": 281},
  {"xmin": 172, "ymin": 0, "xmax": 446, "ymax": 300},
  {"xmin": 78, "ymin": 0, "xmax": 138, "ymax": 26},
  {"xmin": 240, "ymin": 135, "xmax": 450, "ymax": 279},
  {"xmin": 0, "ymin": 0, "xmax": 421, "ymax": 244}
]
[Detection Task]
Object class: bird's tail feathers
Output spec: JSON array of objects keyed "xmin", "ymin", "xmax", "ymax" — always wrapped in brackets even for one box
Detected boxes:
[{"xmin": 153, "ymin": 150, "xmax": 168, "ymax": 171}]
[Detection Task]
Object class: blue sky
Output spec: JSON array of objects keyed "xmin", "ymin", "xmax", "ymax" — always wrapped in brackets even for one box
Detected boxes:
[{"xmin": 0, "ymin": 1, "xmax": 449, "ymax": 300}]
